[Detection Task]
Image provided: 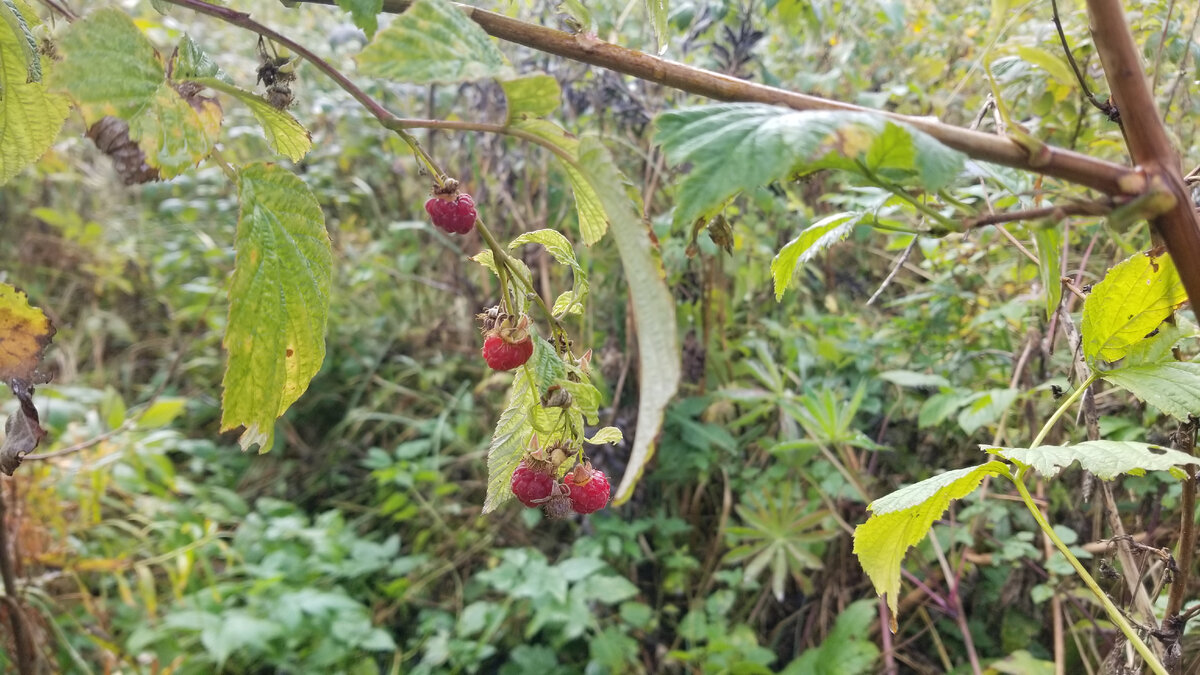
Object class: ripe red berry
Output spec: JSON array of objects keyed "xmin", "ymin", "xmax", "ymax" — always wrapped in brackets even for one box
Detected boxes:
[
  {"xmin": 424, "ymin": 193, "xmax": 476, "ymax": 234},
  {"xmin": 566, "ymin": 465, "xmax": 610, "ymax": 514},
  {"xmin": 511, "ymin": 462, "xmax": 555, "ymax": 507},
  {"xmin": 482, "ymin": 333, "xmax": 533, "ymax": 371}
]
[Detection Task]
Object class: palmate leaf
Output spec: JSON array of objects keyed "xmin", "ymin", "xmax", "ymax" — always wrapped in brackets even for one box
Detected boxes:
[
  {"xmin": 0, "ymin": 0, "xmax": 68, "ymax": 184},
  {"xmin": 654, "ymin": 103, "xmax": 965, "ymax": 228},
  {"xmin": 1081, "ymin": 249, "xmax": 1187, "ymax": 364},
  {"xmin": 985, "ymin": 441, "xmax": 1198, "ymax": 479},
  {"xmin": 221, "ymin": 164, "xmax": 332, "ymax": 452},
  {"xmin": 356, "ymin": 0, "xmax": 511, "ymax": 84},
  {"xmin": 854, "ymin": 461, "xmax": 1008, "ymax": 631}
]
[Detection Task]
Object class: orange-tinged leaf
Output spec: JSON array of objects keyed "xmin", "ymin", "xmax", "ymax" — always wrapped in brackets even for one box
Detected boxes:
[{"xmin": 0, "ymin": 282, "xmax": 55, "ymax": 382}]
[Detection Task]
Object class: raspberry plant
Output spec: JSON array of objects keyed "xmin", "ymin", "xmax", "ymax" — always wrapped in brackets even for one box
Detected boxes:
[{"xmin": 2, "ymin": 0, "xmax": 1200, "ymax": 672}]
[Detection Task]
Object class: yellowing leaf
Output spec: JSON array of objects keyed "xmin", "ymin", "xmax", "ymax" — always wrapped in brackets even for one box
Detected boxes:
[
  {"xmin": 0, "ymin": 283, "xmax": 55, "ymax": 383},
  {"xmin": 192, "ymin": 77, "xmax": 312, "ymax": 162},
  {"xmin": 771, "ymin": 212, "xmax": 861, "ymax": 301},
  {"xmin": 221, "ymin": 164, "xmax": 332, "ymax": 452},
  {"xmin": 128, "ymin": 83, "xmax": 219, "ymax": 177},
  {"xmin": 0, "ymin": 1, "xmax": 69, "ymax": 184},
  {"xmin": 854, "ymin": 461, "xmax": 1007, "ymax": 631},
  {"xmin": 502, "ymin": 73, "xmax": 561, "ymax": 123},
  {"xmin": 1081, "ymin": 249, "xmax": 1188, "ymax": 364}
]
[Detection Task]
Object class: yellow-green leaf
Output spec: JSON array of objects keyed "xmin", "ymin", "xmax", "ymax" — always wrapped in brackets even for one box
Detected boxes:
[
  {"xmin": 221, "ymin": 164, "xmax": 332, "ymax": 452},
  {"xmin": 483, "ymin": 370, "xmax": 538, "ymax": 513},
  {"xmin": 502, "ymin": 73, "xmax": 560, "ymax": 123},
  {"xmin": 356, "ymin": 0, "xmax": 511, "ymax": 84},
  {"xmin": 854, "ymin": 461, "xmax": 1007, "ymax": 631},
  {"xmin": 51, "ymin": 8, "xmax": 164, "ymax": 123},
  {"xmin": 128, "ymin": 83, "xmax": 219, "ymax": 177},
  {"xmin": 510, "ymin": 119, "xmax": 609, "ymax": 244},
  {"xmin": 771, "ymin": 212, "xmax": 860, "ymax": 301},
  {"xmin": 0, "ymin": 0, "xmax": 68, "ymax": 184},
  {"xmin": 1081, "ymin": 249, "xmax": 1187, "ymax": 364},
  {"xmin": 586, "ymin": 427, "xmax": 623, "ymax": 445},
  {"xmin": 192, "ymin": 77, "xmax": 312, "ymax": 162}
]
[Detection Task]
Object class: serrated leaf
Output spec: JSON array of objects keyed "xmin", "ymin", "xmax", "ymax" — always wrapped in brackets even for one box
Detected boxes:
[
  {"xmin": 1121, "ymin": 320, "xmax": 1198, "ymax": 367},
  {"xmin": 193, "ymin": 77, "xmax": 311, "ymax": 161},
  {"xmin": 654, "ymin": 104, "xmax": 965, "ymax": 228},
  {"xmin": 586, "ymin": 427, "xmax": 623, "ymax": 445},
  {"xmin": 127, "ymin": 83, "xmax": 219, "ymax": 177},
  {"xmin": 1, "ymin": 0, "xmax": 39, "ymax": 84},
  {"xmin": 502, "ymin": 74, "xmax": 560, "ymax": 123},
  {"xmin": 552, "ymin": 290, "xmax": 582, "ymax": 316},
  {"xmin": 510, "ymin": 228, "xmax": 589, "ymax": 317},
  {"xmin": 854, "ymin": 461, "xmax": 1007, "ymax": 630},
  {"xmin": 1102, "ymin": 362, "xmax": 1200, "ymax": 420},
  {"xmin": 1081, "ymin": 249, "xmax": 1188, "ymax": 364},
  {"xmin": 483, "ymin": 371, "xmax": 537, "ymax": 513},
  {"xmin": 578, "ymin": 136, "xmax": 680, "ymax": 504},
  {"xmin": 52, "ymin": 8, "xmax": 164, "ymax": 123},
  {"xmin": 0, "ymin": 1, "xmax": 68, "ymax": 184},
  {"xmin": 986, "ymin": 441, "xmax": 1198, "ymax": 479},
  {"xmin": 337, "ymin": 0, "xmax": 382, "ymax": 37},
  {"xmin": 174, "ymin": 35, "xmax": 231, "ymax": 83},
  {"xmin": 771, "ymin": 212, "xmax": 860, "ymax": 300},
  {"xmin": 356, "ymin": 0, "xmax": 511, "ymax": 84},
  {"xmin": 559, "ymin": 379, "xmax": 601, "ymax": 425},
  {"xmin": 510, "ymin": 119, "xmax": 609, "ymax": 244},
  {"xmin": 1033, "ymin": 225, "xmax": 1062, "ymax": 320},
  {"xmin": 531, "ymin": 336, "xmax": 565, "ymax": 397},
  {"xmin": 221, "ymin": 164, "xmax": 332, "ymax": 452}
]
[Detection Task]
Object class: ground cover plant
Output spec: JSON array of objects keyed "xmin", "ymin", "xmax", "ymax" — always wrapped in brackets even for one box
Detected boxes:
[{"xmin": 1, "ymin": 0, "xmax": 1199, "ymax": 672}]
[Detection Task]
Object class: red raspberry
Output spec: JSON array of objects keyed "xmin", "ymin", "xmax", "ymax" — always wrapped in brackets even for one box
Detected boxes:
[
  {"xmin": 424, "ymin": 193, "xmax": 476, "ymax": 234},
  {"xmin": 566, "ymin": 464, "xmax": 610, "ymax": 514},
  {"xmin": 482, "ymin": 332, "xmax": 533, "ymax": 371},
  {"xmin": 510, "ymin": 462, "xmax": 555, "ymax": 507}
]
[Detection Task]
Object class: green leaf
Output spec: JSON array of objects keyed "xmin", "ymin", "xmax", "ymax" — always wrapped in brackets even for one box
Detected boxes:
[
  {"xmin": 1, "ymin": 0, "xmax": 39, "ymax": 85},
  {"xmin": 337, "ymin": 0, "xmax": 383, "ymax": 37},
  {"xmin": 878, "ymin": 370, "xmax": 951, "ymax": 389},
  {"xmin": 1121, "ymin": 320, "xmax": 1198, "ymax": 367},
  {"xmin": 510, "ymin": 119, "xmax": 609, "ymax": 244},
  {"xmin": 986, "ymin": 441, "xmax": 1198, "ymax": 479},
  {"xmin": 578, "ymin": 136, "xmax": 680, "ymax": 504},
  {"xmin": 771, "ymin": 212, "xmax": 861, "ymax": 300},
  {"xmin": 356, "ymin": 0, "xmax": 511, "ymax": 84},
  {"xmin": 221, "ymin": 164, "xmax": 332, "ymax": 452},
  {"xmin": 1033, "ymin": 225, "xmax": 1062, "ymax": 320},
  {"xmin": 918, "ymin": 391, "xmax": 966, "ymax": 429},
  {"xmin": 127, "ymin": 83, "xmax": 220, "ymax": 177},
  {"xmin": 1102, "ymin": 362, "xmax": 1200, "ymax": 421},
  {"xmin": 530, "ymin": 336, "xmax": 565, "ymax": 397},
  {"xmin": 646, "ymin": 0, "xmax": 668, "ymax": 55},
  {"xmin": 782, "ymin": 599, "xmax": 880, "ymax": 675},
  {"xmin": 483, "ymin": 371, "xmax": 537, "ymax": 513},
  {"xmin": 510, "ymin": 228, "xmax": 589, "ymax": 317},
  {"xmin": 52, "ymin": 8, "xmax": 165, "ymax": 122},
  {"xmin": 654, "ymin": 104, "xmax": 965, "ymax": 228},
  {"xmin": 173, "ymin": 35, "xmax": 231, "ymax": 83},
  {"xmin": 54, "ymin": 9, "xmax": 218, "ymax": 177},
  {"xmin": 192, "ymin": 77, "xmax": 312, "ymax": 162},
  {"xmin": 502, "ymin": 74, "xmax": 561, "ymax": 122},
  {"xmin": 1015, "ymin": 46, "xmax": 1075, "ymax": 86},
  {"xmin": 956, "ymin": 387, "xmax": 1018, "ymax": 435},
  {"xmin": 854, "ymin": 461, "xmax": 1008, "ymax": 630},
  {"xmin": 1081, "ymin": 249, "xmax": 1188, "ymax": 364},
  {"xmin": 586, "ymin": 427, "xmax": 623, "ymax": 445},
  {"xmin": 0, "ymin": 0, "xmax": 68, "ymax": 184}
]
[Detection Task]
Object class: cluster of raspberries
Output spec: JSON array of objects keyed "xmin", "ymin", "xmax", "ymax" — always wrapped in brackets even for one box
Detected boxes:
[{"xmin": 511, "ymin": 456, "xmax": 610, "ymax": 517}]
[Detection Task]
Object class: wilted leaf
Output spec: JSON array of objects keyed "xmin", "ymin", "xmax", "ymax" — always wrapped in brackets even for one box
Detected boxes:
[{"xmin": 1, "ymin": 380, "xmax": 45, "ymax": 475}]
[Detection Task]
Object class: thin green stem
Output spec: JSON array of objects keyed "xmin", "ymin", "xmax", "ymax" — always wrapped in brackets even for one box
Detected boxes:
[
  {"xmin": 1009, "ymin": 469, "xmax": 1167, "ymax": 675},
  {"xmin": 1030, "ymin": 373, "xmax": 1097, "ymax": 448}
]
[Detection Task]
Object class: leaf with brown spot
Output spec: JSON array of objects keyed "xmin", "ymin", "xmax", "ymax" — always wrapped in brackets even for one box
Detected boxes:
[{"xmin": 0, "ymin": 283, "xmax": 55, "ymax": 383}]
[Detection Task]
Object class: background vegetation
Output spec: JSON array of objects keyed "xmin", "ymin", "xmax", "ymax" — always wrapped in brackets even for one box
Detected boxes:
[{"xmin": 1, "ymin": 0, "xmax": 1199, "ymax": 672}]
